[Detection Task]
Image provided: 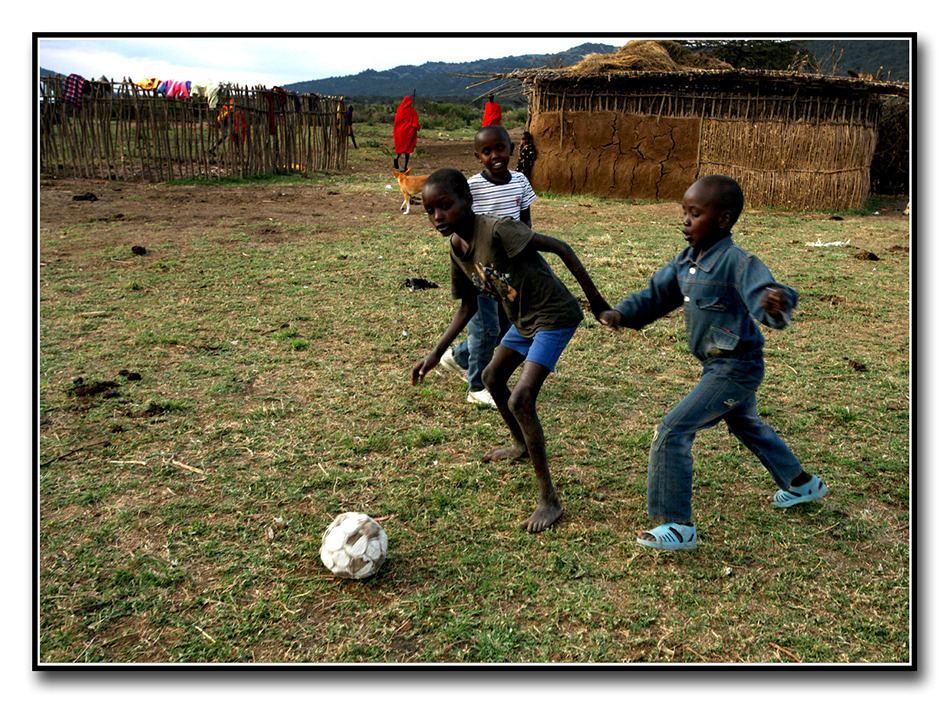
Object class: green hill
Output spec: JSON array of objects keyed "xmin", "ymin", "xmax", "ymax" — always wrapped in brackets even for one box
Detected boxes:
[
  {"xmin": 801, "ymin": 39, "xmax": 910, "ymax": 82},
  {"xmin": 281, "ymin": 43, "xmax": 618, "ymax": 101},
  {"xmin": 282, "ymin": 39, "xmax": 909, "ymax": 101}
]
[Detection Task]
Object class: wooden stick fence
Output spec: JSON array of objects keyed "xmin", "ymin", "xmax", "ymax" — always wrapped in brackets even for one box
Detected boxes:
[{"xmin": 39, "ymin": 77, "xmax": 349, "ymax": 182}]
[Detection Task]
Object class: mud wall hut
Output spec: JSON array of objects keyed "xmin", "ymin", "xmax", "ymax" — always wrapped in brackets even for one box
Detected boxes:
[{"xmin": 503, "ymin": 43, "xmax": 908, "ymax": 210}]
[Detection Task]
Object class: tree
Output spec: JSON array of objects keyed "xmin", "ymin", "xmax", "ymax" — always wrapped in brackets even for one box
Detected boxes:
[{"xmin": 681, "ymin": 40, "xmax": 813, "ymax": 71}]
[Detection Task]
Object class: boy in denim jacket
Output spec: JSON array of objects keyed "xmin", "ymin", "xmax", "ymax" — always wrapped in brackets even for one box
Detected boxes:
[{"xmin": 599, "ymin": 175, "xmax": 828, "ymax": 550}]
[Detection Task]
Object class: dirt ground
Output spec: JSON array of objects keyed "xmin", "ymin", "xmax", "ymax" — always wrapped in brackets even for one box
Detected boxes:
[{"xmin": 37, "ymin": 135, "xmax": 484, "ymax": 243}]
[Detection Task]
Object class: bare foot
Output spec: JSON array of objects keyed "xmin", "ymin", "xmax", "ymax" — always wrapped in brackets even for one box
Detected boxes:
[
  {"xmin": 520, "ymin": 501, "xmax": 563, "ymax": 533},
  {"xmin": 482, "ymin": 445, "xmax": 528, "ymax": 462}
]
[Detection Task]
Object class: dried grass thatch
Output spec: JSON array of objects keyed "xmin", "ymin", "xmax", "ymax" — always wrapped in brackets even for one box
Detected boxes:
[{"xmin": 567, "ymin": 40, "xmax": 732, "ymax": 74}]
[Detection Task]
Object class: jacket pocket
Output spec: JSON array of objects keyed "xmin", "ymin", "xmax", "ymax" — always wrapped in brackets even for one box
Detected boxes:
[
  {"xmin": 696, "ymin": 296, "xmax": 729, "ymax": 312},
  {"xmin": 703, "ymin": 326, "xmax": 740, "ymax": 357}
]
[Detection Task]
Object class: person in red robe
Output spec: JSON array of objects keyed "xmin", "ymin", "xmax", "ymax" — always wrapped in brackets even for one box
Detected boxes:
[
  {"xmin": 482, "ymin": 94, "xmax": 502, "ymax": 126},
  {"xmin": 393, "ymin": 96, "xmax": 420, "ymax": 172}
]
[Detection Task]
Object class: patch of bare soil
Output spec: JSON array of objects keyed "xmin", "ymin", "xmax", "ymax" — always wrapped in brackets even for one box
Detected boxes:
[{"xmin": 38, "ymin": 134, "xmax": 482, "ymax": 245}]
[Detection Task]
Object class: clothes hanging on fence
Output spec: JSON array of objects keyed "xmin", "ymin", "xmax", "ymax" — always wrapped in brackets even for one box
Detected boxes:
[
  {"xmin": 166, "ymin": 80, "xmax": 190, "ymax": 99},
  {"xmin": 192, "ymin": 82, "xmax": 220, "ymax": 108},
  {"xmin": 221, "ymin": 99, "xmax": 246, "ymax": 145},
  {"xmin": 133, "ymin": 78, "xmax": 162, "ymax": 91},
  {"xmin": 207, "ymin": 83, "xmax": 221, "ymax": 109},
  {"xmin": 217, "ymin": 101, "xmax": 231, "ymax": 126},
  {"xmin": 191, "ymin": 81, "xmax": 223, "ymax": 109},
  {"xmin": 63, "ymin": 74, "xmax": 86, "ymax": 108}
]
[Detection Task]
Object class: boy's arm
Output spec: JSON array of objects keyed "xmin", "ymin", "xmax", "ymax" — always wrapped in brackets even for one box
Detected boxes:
[
  {"xmin": 519, "ymin": 207, "xmax": 532, "ymax": 229},
  {"xmin": 739, "ymin": 255, "xmax": 798, "ymax": 329},
  {"xmin": 411, "ymin": 295, "xmax": 478, "ymax": 385},
  {"xmin": 529, "ymin": 232, "xmax": 609, "ymax": 318},
  {"xmin": 519, "ymin": 174, "xmax": 537, "ymax": 228},
  {"xmin": 601, "ymin": 261, "xmax": 682, "ymax": 330}
]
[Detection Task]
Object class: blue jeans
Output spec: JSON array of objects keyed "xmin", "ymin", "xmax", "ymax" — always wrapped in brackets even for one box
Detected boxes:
[
  {"xmin": 647, "ymin": 357, "xmax": 802, "ymax": 524},
  {"xmin": 454, "ymin": 296, "xmax": 510, "ymax": 392}
]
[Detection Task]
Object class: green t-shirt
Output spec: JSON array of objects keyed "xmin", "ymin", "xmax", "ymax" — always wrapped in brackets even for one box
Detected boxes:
[{"xmin": 449, "ymin": 215, "xmax": 583, "ymax": 337}]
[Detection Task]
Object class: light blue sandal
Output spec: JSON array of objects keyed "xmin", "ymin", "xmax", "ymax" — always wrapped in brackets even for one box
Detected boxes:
[
  {"xmin": 771, "ymin": 474, "xmax": 828, "ymax": 508},
  {"xmin": 636, "ymin": 522, "xmax": 698, "ymax": 550}
]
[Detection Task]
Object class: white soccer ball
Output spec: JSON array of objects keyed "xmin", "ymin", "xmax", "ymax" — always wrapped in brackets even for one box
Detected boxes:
[{"xmin": 320, "ymin": 512, "xmax": 388, "ymax": 579}]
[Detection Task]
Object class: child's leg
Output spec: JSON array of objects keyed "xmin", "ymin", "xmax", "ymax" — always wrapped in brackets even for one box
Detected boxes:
[
  {"xmin": 466, "ymin": 296, "xmax": 501, "ymax": 393},
  {"xmin": 481, "ymin": 344, "xmax": 529, "ymax": 460},
  {"xmin": 512, "ymin": 361, "xmax": 561, "ymax": 532},
  {"xmin": 723, "ymin": 393, "xmax": 804, "ymax": 490},
  {"xmin": 647, "ymin": 362, "xmax": 759, "ymax": 525},
  {"xmin": 483, "ymin": 354, "xmax": 561, "ymax": 532},
  {"xmin": 482, "ymin": 327, "xmax": 576, "ymax": 532}
]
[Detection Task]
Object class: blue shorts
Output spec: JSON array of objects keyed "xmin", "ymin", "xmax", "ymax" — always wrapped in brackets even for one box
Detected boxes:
[{"xmin": 498, "ymin": 325, "xmax": 578, "ymax": 372}]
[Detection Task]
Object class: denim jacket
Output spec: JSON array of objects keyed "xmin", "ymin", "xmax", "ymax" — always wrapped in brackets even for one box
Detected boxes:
[{"xmin": 615, "ymin": 235, "xmax": 797, "ymax": 363}]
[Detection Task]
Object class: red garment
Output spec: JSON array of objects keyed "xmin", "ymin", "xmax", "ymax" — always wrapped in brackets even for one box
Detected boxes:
[
  {"xmin": 393, "ymin": 96, "xmax": 419, "ymax": 154},
  {"xmin": 63, "ymin": 73, "xmax": 86, "ymax": 108},
  {"xmin": 482, "ymin": 100, "xmax": 502, "ymax": 126}
]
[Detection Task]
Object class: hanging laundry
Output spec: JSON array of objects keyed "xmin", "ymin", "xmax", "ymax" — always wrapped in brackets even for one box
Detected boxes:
[
  {"xmin": 206, "ymin": 83, "xmax": 221, "ymax": 109},
  {"xmin": 166, "ymin": 80, "xmax": 190, "ymax": 99},
  {"xmin": 217, "ymin": 100, "xmax": 231, "ymax": 126},
  {"xmin": 63, "ymin": 73, "xmax": 86, "ymax": 108},
  {"xmin": 133, "ymin": 78, "xmax": 162, "ymax": 91}
]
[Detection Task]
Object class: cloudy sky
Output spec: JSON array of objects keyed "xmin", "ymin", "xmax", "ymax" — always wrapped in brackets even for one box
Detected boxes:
[{"xmin": 37, "ymin": 35, "xmax": 641, "ymax": 88}]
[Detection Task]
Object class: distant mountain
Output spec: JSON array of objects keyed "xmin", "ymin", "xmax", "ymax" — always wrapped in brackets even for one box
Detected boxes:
[
  {"xmin": 282, "ymin": 39, "xmax": 909, "ymax": 101},
  {"xmin": 281, "ymin": 43, "xmax": 618, "ymax": 101}
]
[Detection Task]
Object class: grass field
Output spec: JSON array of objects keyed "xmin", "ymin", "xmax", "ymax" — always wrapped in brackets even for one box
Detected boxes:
[{"xmin": 37, "ymin": 124, "xmax": 912, "ymax": 665}]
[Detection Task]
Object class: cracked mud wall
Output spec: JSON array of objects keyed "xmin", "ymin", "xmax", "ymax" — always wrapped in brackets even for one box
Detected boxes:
[
  {"xmin": 529, "ymin": 111, "xmax": 701, "ymax": 201},
  {"xmin": 528, "ymin": 109, "xmax": 876, "ymax": 209}
]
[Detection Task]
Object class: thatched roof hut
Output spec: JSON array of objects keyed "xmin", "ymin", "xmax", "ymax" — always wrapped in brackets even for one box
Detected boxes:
[{"xmin": 499, "ymin": 41, "xmax": 909, "ymax": 209}]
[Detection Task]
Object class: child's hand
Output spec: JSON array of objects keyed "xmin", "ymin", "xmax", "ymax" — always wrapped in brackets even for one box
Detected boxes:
[
  {"xmin": 587, "ymin": 295, "xmax": 612, "ymax": 320},
  {"xmin": 411, "ymin": 353, "xmax": 437, "ymax": 386},
  {"xmin": 598, "ymin": 309, "xmax": 623, "ymax": 329},
  {"xmin": 761, "ymin": 287, "xmax": 787, "ymax": 316}
]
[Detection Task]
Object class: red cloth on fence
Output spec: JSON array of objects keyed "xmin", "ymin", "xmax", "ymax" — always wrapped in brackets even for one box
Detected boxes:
[
  {"xmin": 64, "ymin": 74, "xmax": 86, "ymax": 108},
  {"xmin": 482, "ymin": 100, "xmax": 502, "ymax": 126},
  {"xmin": 166, "ymin": 81, "xmax": 190, "ymax": 99},
  {"xmin": 393, "ymin": 96, "xmax": 419, "ymax": 154}
]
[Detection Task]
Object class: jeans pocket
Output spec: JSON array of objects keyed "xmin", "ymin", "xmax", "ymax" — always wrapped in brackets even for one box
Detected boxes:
[{"xmin": 704, "ymin": 377, "xmax": 753, "ymax": 415}]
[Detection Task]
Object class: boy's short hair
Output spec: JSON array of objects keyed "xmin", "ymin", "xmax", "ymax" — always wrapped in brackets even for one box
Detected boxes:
[
  {"xmin": 698, "ymin": 175, "xmax": 744, "ymax": 223},
  {"xmin": 475, "ymin": 124, "xmax": 511, "ymax": 146},
  {"xmin": 424, "ymin": 168, "xmax": 472, "ymax": 201}
]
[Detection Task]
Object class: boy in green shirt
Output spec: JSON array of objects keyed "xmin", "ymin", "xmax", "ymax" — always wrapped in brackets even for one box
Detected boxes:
[{"xmin": 411, "ymin": 169, "xmax": 609, "ymax": 532}]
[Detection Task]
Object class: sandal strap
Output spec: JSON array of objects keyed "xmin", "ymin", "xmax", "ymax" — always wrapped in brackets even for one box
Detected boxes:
[{"xmin": 638, "ymin": 522, "xmax": 697, "ymax": 549}]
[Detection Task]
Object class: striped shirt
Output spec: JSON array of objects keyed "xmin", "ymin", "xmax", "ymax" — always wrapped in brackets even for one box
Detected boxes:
[{"xmin": 468, "ymin": 171, "xmax": 537, "ymax": 220}]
